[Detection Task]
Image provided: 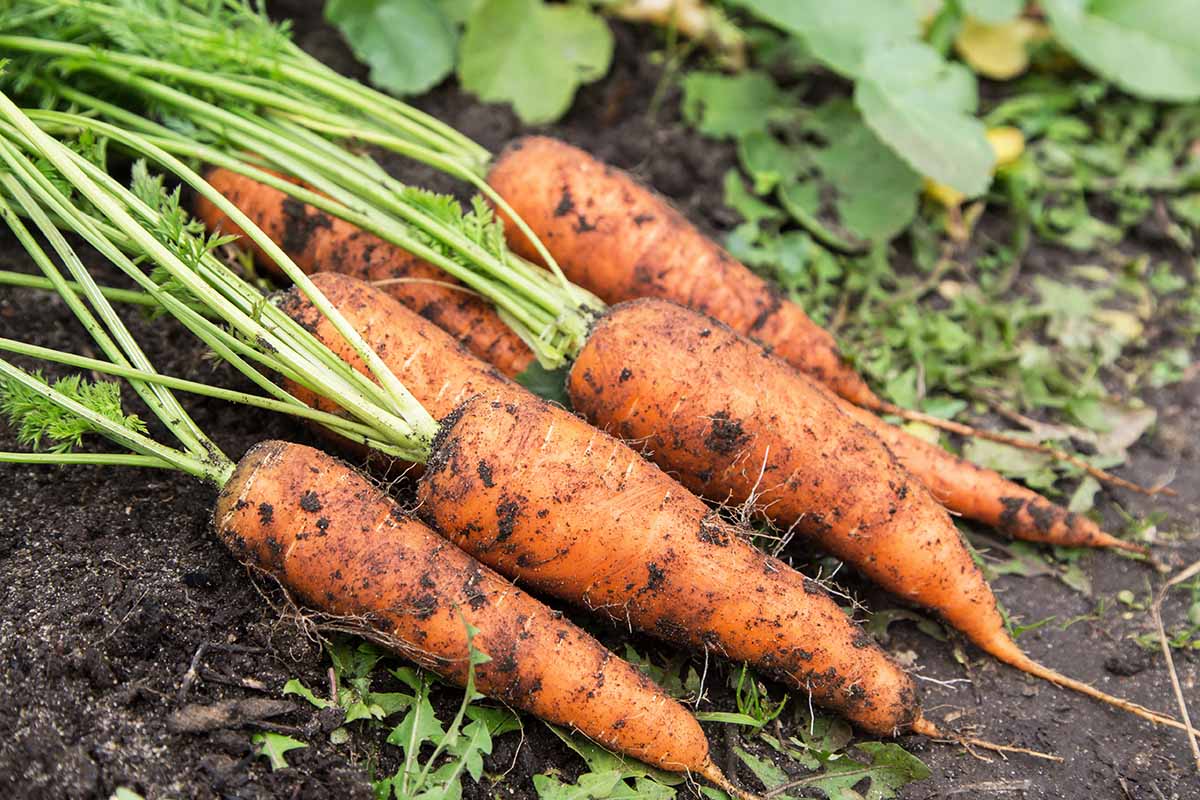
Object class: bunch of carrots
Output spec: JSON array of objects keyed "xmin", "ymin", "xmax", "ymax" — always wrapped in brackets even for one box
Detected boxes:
[{"xmin": 0, "ymin": 0, "xmax": 1193, "ymax": 793}]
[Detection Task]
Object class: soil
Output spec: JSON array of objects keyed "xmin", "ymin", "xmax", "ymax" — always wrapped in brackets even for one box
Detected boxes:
[{"xmin": 2, "ymin": 5, "xmax": 1198, "ymax": 799}]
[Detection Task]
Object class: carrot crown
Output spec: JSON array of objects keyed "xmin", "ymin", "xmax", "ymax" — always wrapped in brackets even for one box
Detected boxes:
[{"xmin": 0, "ymin": 1, "xmax": 603, "ymax": 368}]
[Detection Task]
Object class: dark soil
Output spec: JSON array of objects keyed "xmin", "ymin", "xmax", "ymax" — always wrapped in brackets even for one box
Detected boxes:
[{"xmin": 2, "ymin": 5, "xmax": 1198, "ymax": 799}]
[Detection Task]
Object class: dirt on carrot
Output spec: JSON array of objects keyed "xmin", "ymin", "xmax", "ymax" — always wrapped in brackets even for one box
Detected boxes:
[
  {"xmin": 279, "ymin": 274, "xmax": 923, "ymax": 737},
  {"xmin": 215, "ymin": 439, "xmax": 726, "ymax": 778}
]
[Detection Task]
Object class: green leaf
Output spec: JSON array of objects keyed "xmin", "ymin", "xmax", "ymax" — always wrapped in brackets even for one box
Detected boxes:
[
  {"xmin": 962, "ymin": 437, "xmax": 1055, "ymax": 484},
  {"xmin": 681, "ymin": 71, "xmax": 784, "ymax": 139},
  {"xmin": 779, "ymin": 101, "xmax": 921, "ymax": 245},
  {"xmin": 723, "ymin": 170, "xmax": 784, "ymax": 225},
  {"xmin": 1042, "ymin": 0, "xmax": 1200, "ymax": 102},
  {"xmin": 864, "ymin": 608, "xmax": 947, "ymax": 643},
  {"xmin": 458, "ymin": 0, "xmax": 614, "ymax": 124},
  {"xmin": 693, "ymin": 711, "xmax": 767, "ymax": 726},
  {"xmin": 440, "ymin": 0, "xmax": 483, "ymax": 23},
  {"xmin": 283, "ymin": 678, "xmax": 331, "ymax": 709},
  {"xmin": 515, "ymin": 362, "xmax": 570, "ymax": 405},
  {"xmin": 251, "ymin": 732, "xmax": 307, "ymax": 771},
  {"xmin": 533, "ymin": 770, "xmax": 628, "ymax": 800},
  {"xmin": 546, "ymin": 725, "xmax": 683, "ymax": 786},
  {"xmin": 734, "ymin": 748, "xmax": 789, "ymax": 790},
  {"xmin": 961, "ymin": 0, "xmax": 1024, "ymax": 24},
  {"xmin": 387, "ymin": 692, "xmax": 445, "ymax": 759},
  {"xmin": 465, "ymin": 705, "xmax": 522, "ymax": 738},
  {"xmin": 739, "ymin": 742, "xmax": 928, "ymax": 800},
  {"xmin": 729, "ymin": 1, "xmax": 920, "ymax": 76},
  {"xmin": 325, "ymin": 0, "xmax": 457, "ymax": 95},
  {"xmin": 854, "ymin": 43, "xmax": 995, "ymax": 195}
]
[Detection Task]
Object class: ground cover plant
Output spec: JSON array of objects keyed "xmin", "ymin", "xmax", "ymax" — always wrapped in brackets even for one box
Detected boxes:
[{"xmin": 0, "ymin": 1, "xmax": 1198, "ymax": 798}]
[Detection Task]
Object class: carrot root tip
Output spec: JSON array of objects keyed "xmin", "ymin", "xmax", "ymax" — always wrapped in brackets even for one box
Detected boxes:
[
  {"xmin": 910, "ymin": 715, "xmax": 1063, "ymax": 762},
  {"xmin": 698, "ymin": 759, "xmax": 761, "ymax": 800}
]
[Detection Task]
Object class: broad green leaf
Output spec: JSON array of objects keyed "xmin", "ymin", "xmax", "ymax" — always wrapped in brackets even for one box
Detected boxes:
[
  {"xmin": 681, "ymin": 71, "xmax": 784, "ymax": 138},
  {"xmin": 251, "ymin": 732, "xmax": 307, "ymax": 771},
  {"xmin": 961, "ymin": 0, "xmax": 1024, "ymax": 23},
  {"xmin": 855, "ymin": 43, "xmax": 995, "ymax": 195},
  {"xmin": 325, "ymin": 0, "xmax": 457, "ymax": 95},
  {"xmin": 729, "ymin": 0, "xmax": 920, "ymax": 76},
  {"xmin": 783, "ymin": 101, "xmax": 922, "ymax": 244},
  {"xmin": 1042, "ymin": 0, "xmax": 1200, "ymax": 101},
  {"xmin": 440, "ymin": 0, "xmax": 482, "ymax": 23},
  {"xmin": 458, "ymin": 0, "xmax": 614, "ymax": 124}
]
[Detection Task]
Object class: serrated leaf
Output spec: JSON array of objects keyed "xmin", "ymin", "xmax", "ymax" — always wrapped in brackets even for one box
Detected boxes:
[
  {"xmin": 855, "ymin": 43, "xmax": 995, "ymax": 196},
  {"xmin": 729, "ymin": 0, "xmax": 919, "ymax": 76},
  {"xmin": 458, "ymin": 0, "xmax": 613, "ymax": 124},
  {"xmin": 681, "ymin": 71, "xmax": 784, "ymax": 139},
  {"xmin": 251, "ymin": 732, "xmax": 307, "ymax": 771},
  {"xmin": 1043, "ymin": 0, "xmax": 1200, "ymax": 101},
  {"xmin": 282, "ymin": 678, "xmax": 331, "ymax": 709},
  {"xmin": 387, "ymin": 693, "xmax": 445, "ymax": 758},
  {"xmin": 325, "ymin": 0, "xmax": 457, "ymax": 95}
]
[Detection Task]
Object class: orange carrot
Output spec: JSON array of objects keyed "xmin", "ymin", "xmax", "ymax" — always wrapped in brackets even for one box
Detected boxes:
[
  {"xmin": 485, "ymin": 135, "xmax": 875, "ymax": 404},
  {"xmin": 215, "ymin": 439, "xmax": 737, "ymax": 787},
  {"xmin": 832, "ymin": 398, "xmax": 1142, "ymax": 553},
  {"xmin": 196, "ymin": 167, "xmax": 535, "ymax": 377},
  {"xmin": 278, "ymin": 275, "xmax": 1188, "ymax": 740},
  {"xmin": 484, "ymin": 136, "xmax": 1144, "ymax": 548},
  {"xmin": 565, "ymin": 298, "xmax": 1180, "ymax": 728},
  {"xmin": 280, "ymin": 274, "xmax": 924, "ymax": 737}
]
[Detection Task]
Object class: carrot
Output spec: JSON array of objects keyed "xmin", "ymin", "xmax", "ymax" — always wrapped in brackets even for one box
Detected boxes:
[
  {"xmin": 195, "ymin": 167, "xmax": 535, "ymax": 378},
  {"xmin": 280, "ymin": 274, "xmax": 924, "ymax": 737},
  {"xmin": 484, "ymin": 136, "xmax": 1150, "ymax": 546},
  {"xmin": 831, "ymin": 398, "xmax": 1143, "ymax": 553},
  {"xmin": 215, "ymin": 439, "xmax": 737, "ymax": 787},
  {"xmin": 565, "ymin": 297, "xmax": 1182, "ymax": 728},
  {"xmin": 277, "ymin": 274, "xmax": 1190, "ymax": 744},
  {"xmin": 485, "ymin": 136, "xmax": 876, "ymax": 405}
]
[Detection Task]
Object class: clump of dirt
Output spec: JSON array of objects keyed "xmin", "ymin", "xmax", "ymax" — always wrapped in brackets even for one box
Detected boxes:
[{"xmin": 1, "ymin": 4, "xmax": 1198, "ymax": 799}]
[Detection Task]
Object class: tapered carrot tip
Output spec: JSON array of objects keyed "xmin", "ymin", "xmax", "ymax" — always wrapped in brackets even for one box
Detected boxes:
[
  {"xmin": 698, "ymin": 759, "xmax": 762, "ymax": 800},
  {"xmin": 909, "ymin": 716, "xmax": 1063, "ymax": 762},
  {"xmin": 1097, "ymin": 532, "xmax": 1150, "ymax": 555}
]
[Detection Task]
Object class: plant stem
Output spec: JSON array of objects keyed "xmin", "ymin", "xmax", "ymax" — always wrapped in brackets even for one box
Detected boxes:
[
  {"xmin": 0, "ymin": 451, "xmax": 176, "ymax": 469},
  {"xmin": 0, "ymin": 269, "xmax": 166, "ymax": 309}
]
